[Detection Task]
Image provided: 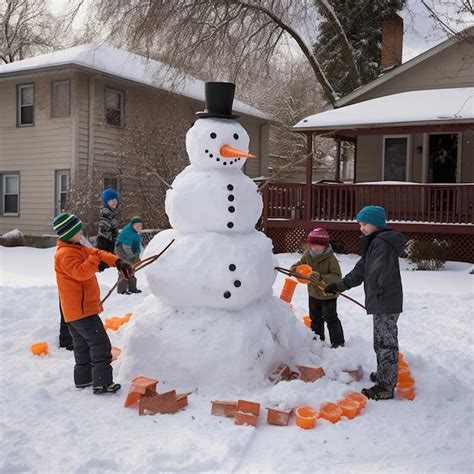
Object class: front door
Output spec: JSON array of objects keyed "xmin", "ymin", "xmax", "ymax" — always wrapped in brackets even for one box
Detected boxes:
[{"xmin": 428, "ymin": 134, "xmax": 458, "ymax": 183}]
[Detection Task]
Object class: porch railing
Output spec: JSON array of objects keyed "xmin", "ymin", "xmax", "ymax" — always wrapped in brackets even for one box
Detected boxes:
[{"xmin": 263, "ymin": 183, "xmax": 474, "ymax": 225}]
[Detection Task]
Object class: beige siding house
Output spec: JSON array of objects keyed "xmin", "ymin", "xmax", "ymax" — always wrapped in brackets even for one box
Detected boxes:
[{"xmin": 0, "ymin": 45, "xmax": 270, "ymax": 236}]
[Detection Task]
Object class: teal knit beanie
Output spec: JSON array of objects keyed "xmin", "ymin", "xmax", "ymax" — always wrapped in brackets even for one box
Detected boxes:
[
  {"xmin": 130, "ymin": 216, "xmax": 143, "ymax": 225},
  {"xmin": 356, "ymin": 206, "xmax": 387, "ymax": 229}
]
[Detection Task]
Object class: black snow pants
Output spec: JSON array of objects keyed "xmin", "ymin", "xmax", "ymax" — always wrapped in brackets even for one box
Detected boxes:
[
  {"xmin": 59, "ymin": 301, "xmax": 73, "ymax": 348},
  {"xmin": 373, "ymin": 313, "xmax": 399, "ymax": 390},
  {"xmin": 308, "ymin": 296, "xmax": 345, "ymax": 345},
  {"xmin": 67, "ymin": 315, "xmax": 113, "ymax": 388}
]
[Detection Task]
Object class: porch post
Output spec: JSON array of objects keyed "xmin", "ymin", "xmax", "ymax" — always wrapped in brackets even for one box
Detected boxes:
[{"xmin": 305, "ymin": 132, "xmax": 313, "ymax": 221}]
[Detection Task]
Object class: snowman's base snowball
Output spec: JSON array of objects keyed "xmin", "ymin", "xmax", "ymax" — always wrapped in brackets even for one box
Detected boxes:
[{"xmin": 115, "ymin": 295, "xmax": 314, "ymax": 394}]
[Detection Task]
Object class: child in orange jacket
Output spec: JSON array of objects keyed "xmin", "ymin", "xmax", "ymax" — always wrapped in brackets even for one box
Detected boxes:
[{"xmin": 53, "ymin": 212, "xmax": 132, "ymax": 394}]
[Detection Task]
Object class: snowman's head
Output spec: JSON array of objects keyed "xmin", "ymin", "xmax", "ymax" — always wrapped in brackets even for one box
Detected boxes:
[{"xmin": 186, "ymin": 118, "xmax": 254, "ymax": 171}]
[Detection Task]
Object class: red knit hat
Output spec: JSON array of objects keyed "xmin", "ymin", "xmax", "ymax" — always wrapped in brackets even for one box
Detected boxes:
[{"xmin": 307, "ymin": 228, "xmax": 329, "ymax": 246}]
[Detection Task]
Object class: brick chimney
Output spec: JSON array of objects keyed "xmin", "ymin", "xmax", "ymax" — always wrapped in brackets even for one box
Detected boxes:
[{"xmin": 381, "ymin": 12, "xmax": 403, "ymax": 71}]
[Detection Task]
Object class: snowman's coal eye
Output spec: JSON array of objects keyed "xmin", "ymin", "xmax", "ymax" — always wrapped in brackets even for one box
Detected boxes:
[
  {"xmin": 210, "ymin": 132, "xmax": 217, "ymax": 139},
  {"xmin": 233, "ymin": 133, "xmax": 239, "ymax": 140}
]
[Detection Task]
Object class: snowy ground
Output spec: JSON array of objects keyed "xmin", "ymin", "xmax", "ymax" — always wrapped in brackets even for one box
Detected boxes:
[{"xmin": 0, "ymin": 245, "xmax": 473, "ymax": 473}]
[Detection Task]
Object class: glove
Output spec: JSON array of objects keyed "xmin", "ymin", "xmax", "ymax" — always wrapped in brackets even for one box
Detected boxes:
[
  {"xmin": 324, "ymin": 282, "xmax": 339, "ymax": 294},
  {"xmin": 116, "ymin": 259, "xmax": 133, "ymax": 279},
  {"xmin": 98, "ymin": 261, "xmax": 109, "ymax": 272}
]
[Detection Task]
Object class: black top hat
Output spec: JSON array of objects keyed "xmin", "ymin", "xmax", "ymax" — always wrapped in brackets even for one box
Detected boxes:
[{"xmin": 196, "ymin": 82, "xmax": 240, "ymax": 119}]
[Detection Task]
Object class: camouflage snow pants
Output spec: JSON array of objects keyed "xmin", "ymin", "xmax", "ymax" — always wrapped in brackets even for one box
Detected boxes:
[{"xmin": 373, "ymin": 313, "xmax": 399, "ymax": 390}]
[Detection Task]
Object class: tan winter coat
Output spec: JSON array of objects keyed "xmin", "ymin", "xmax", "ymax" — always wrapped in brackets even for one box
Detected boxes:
[{"xmin": 291, "ymin": 246, "xmax": 342, "ymax": 300}]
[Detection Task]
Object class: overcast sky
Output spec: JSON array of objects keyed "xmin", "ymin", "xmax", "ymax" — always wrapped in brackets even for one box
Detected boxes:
[{"xmin": 49, "ymin": 0, "xmax": 473, "ymax": 63}]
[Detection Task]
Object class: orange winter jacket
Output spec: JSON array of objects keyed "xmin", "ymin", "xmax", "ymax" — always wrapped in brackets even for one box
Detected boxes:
[{"xmin": 54, "ymin": 240, "xmax": 119, "ymax": 322}]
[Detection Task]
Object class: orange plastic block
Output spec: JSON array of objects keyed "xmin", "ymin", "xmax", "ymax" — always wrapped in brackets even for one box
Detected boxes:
[
  {"xmin": 397, "ymin": 382, "xmax": 416, "ymax": 400},
  {"xmin": 234, "ymin": 411, "xmax": 258, "ymax": 427},
  {"xmin": 266, "ymin": 408, "xmax": 292, "ymax": 426},
  {"xmin": 295, "ymin": 365, "xmax": 325, "ymax": 382},
  {"xmin": 398, "ymin": 359, "xmax": 409, "ymax": 370},
  {"xmin": 111, "ymin": 346, "xmax": 121, "ymax": 361},
  {"xmin": 124, "ymin": 375, "xmax": 159, "ymax": 407},
  {"xmin": 268, "ymin": 364, "xmax": 291, "ymax": 384},
  {"xmin": 295, "ymin": 406, "xmax": 318, "ymax": 429},
  {"xmin": 319, "ymin": 402, "xmax": 342, "ymax": 424},
  {"xmin": 397, "ymin": 366, "xmax": 412, "ymax": 383},
  {"xmin": 104, "ymin": 317, "xmax": 123, "ymax": 331},
  {"xmin": 337, "ymin": 399, "xmax": 359, "ymax": 419},
  {"xmin": 302, "ymin": 316, "xmax": 312, "ymax": 328},
  {"xmin": 295, "ymin": 264, "xmax": 312, "ymax": 284},
  {"xmin": 279, "ymin": 278, "xmax": 298, "ymax": 303},
  {"xmin": 30, "ymin": 341, "xmax": 49, "ymax": 356},
  {"xmin": 345, "ymin": 392, "xmax": 368, "ymax": 414},
  {"xmin": 237, "ymin": 400, "xmax": 260, "ymax": 417},
  {"xmin": 211, "ymin": 400, "xmax": 238, "ymax": 418}
]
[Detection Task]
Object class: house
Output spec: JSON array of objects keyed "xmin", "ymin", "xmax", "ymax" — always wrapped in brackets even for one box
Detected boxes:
[
  {"xmin": 262, "ymin": 17, "xmax": 474, "ymax": 262},
  {"xmin": 0, "ymin": 44, "xmax": 270, "ymax": 237}
]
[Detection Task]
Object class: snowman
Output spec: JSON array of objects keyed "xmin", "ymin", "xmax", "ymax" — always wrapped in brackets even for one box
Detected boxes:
[{"xmin": 117, "ymin": 83, "xmax": 310, "ymax": 391}]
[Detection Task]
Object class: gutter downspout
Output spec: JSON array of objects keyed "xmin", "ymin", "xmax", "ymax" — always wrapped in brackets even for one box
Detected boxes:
[{"xmin": 87, "ymin": 76, "xmax": 95, "ymax": 176}]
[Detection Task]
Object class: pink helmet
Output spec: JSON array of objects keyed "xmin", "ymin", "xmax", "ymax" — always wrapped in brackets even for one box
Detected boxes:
[{"xmin": 307, "ymin": 228, "xmax": 329, "ymax": 246}]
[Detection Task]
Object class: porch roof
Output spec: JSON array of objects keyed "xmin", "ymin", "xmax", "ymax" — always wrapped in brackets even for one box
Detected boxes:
[{"xmin": 293, "ymin": 88, "xmax": 474, "ymax": 136}]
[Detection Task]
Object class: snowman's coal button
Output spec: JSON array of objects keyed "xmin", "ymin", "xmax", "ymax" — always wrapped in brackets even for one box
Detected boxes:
[
  {"xmin": 228, "ymin": 195, "xmax": 234, "ymax": 201},
  {"xmin": 205, "ymin": 149, "xmax": 209, "ymax": 153},
  {"xmin": 210, "ymin": 132, "xmax": 217, "ymax": 139},
  {"xmin": 229, "ymin": 264, "xmax": 236, "ymax": 271},
  {"xmin": 223, "ymin": 162, "xmax": 227, "ymax": 166},
  {"xmin": 227, "ymin": 184, "xmax": 234, "ymax": 191},
  {"xmin": 234, "ymin": 280, "xmax": 241, "ymax": 288},
  {"xmin": 210, "ymin": 154, "xmax": 213, "ymax": 158},
  {"xmin": 228, "ymin": 206, "xmax": 235, "ymax": 213},
  {"xmin": 227, "ymin": 222, "xmax": 234, "ymax": 228},
  {"xmin": 224, "ymin": 291, "xmax": 231, "ymax": 299}
]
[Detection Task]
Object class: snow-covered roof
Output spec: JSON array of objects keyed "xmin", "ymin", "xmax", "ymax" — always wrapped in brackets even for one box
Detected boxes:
[
  {"xmin": 336, "ymin": 26, "xmax": 474, "ymax": 107},
  {"xmin": 293, "ymin": 88, "xmax": 474, "ymax": 131},
  {"xmin": 0, "ymin": 44, "xmax": 270, "ymax": 120}
]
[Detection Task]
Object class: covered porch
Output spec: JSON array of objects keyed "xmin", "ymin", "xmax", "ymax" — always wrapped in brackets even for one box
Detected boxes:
[{"xmin": 261, "ymin": 88, "xmax": 474, "ymax": 262}]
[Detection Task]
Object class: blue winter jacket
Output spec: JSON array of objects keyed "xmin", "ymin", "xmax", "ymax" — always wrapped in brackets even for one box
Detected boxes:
[{"xmin": 116, "ymin": 223, "xmax": 142, "ymax": 262}]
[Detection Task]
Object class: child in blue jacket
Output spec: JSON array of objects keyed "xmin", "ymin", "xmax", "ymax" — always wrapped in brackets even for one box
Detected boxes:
[{"xmin": 115, "ymin": 217, "xmax": 143, "ymax": 294}]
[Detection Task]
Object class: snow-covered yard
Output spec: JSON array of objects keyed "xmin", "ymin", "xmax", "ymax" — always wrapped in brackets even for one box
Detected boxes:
[{"xmin": 0, "ymin": 246, "xmax": 473, "ymax": 473}]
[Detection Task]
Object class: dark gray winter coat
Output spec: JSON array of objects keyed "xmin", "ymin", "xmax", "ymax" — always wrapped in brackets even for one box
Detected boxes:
[
  {"xmin": 336, "ymin": 230, "xmax": 406, "ymax": 315},
  {"xmin": 98, "ymin": 206, "xmax": 119, "ymax": 242}
]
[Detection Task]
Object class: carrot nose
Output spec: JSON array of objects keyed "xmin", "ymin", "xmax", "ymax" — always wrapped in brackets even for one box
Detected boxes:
[{"xmin": 220, "ymin": 145, "xmax": 255, "ymax": 159}]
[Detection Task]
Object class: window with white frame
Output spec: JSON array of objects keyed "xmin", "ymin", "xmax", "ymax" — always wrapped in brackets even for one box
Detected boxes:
[
  {"xmin": 2, "ymin": 173, "xmax": 20, "ymax": 215},
  {"xmin": 17, "ymin": 84, "xmax": 34, "ymax": 126},
  {"xmin": 55, "ymin": 170, "xmax": 70, "ymax": 215},
  {"xmin": 105, "ymin": 88, "xmax": 124, "ymax": 127},
  {"xmin": 383, "ymin": 135, "xmax": 411, "ymax": 181},
  {"xmin": 51, "ymin": 80, "xmax": 71, "ymax": 118}
]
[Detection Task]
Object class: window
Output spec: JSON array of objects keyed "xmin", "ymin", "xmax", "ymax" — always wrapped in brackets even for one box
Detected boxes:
[
  {"xmin": 105, "ymin": 88, "xmax": 124, "ymax": 127},
  {"xmin": 17, "ymin": 84, "xmax": 34, "ymax": 126},
  {"xmin": 51, "ymin": 80, "xmax": 71, "ymax": 117},
  {"xmin": 103, "ymin": 177, "xmax": 118, "ymax": 191},
  {"xmin": 55, "ymin": 170, "xmax": 70, "ymax": 215},
  {"xmin": 382, "ymin": 135, "xmax": 411, "ymax": 181},
  {"xmin": 1, "ymin": 173, "xmax": 20, "ymax": 215}
]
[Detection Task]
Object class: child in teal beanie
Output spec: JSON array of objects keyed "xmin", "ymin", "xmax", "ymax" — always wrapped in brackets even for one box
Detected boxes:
[
  {"xmin": 325, "ymin": 205, "xmax": 406, "ymax": 400},
  {"xmin": 115, "ymin": 217, "xmax": 143, "ymax": 294}
]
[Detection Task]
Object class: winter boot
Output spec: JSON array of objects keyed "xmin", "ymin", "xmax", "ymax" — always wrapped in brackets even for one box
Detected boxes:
[
  {"xmin": 93, "ymin": 383, "xmax": 121, "ymax": 395},
  {"xmin": 331, "ymin": 342, "xmax": 345, "ymax": 349},
  {"xmin": 76, "ymin": 382, "xmax": 93, "ymax": 389},
  {"xmin": 361, "ymin": 384, "xmax": 394, "ymax": 400},
  {"xmin": 370, "ymin": 372, "xmax": 377, "ymax": 382},
  {"xmin": 129, "ymin": 289, "xmax": 142, "ymax": 294}
]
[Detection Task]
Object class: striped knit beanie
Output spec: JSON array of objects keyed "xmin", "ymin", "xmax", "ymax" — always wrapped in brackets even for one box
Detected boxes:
[
  {"xmin": 356, "ymin": 206, "xmax": 387, "ymax": 229},
  {"xmin": 52, "ymin": 213, "xmax": 84, "ymax": 242},
  {"xmin": 130, "ymin": 216, "xmax": 143, "ymax": 225}
]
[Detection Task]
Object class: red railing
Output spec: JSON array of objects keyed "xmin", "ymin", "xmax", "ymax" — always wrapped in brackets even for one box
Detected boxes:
[{"xmin": 263, "ymin": 183, "xmax": 474, "ymax": 225}]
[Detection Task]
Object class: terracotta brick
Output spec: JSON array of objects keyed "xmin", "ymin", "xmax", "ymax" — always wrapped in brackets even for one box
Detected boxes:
[
  {"xmin": 211, "ymin": 400, "xmax": 238, "ymax": 418},
  {"xmin": 234, "ymin": 411, "xmax": 258, "ymax": 427},
  {"xmin": 268, "ymin": 364, "xmax": 291, "ymax": 383},
  {"xmin": 266, "ymin": 408, "xmax": 292, "ymax": 426},
  {"xmin": 343, "ymin": 366, "xmax": 363, "ymax": 382},
  {"xmin": 295, "ymin": 365, "xmax": 325, "ymax": 382},
  {"xmin": 139, "ymin": 390, "xmax": 179, "ymax": 416},
  {"xmin": 237, "ymin": 400, "xmax": 260, "ymax": 417}
]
